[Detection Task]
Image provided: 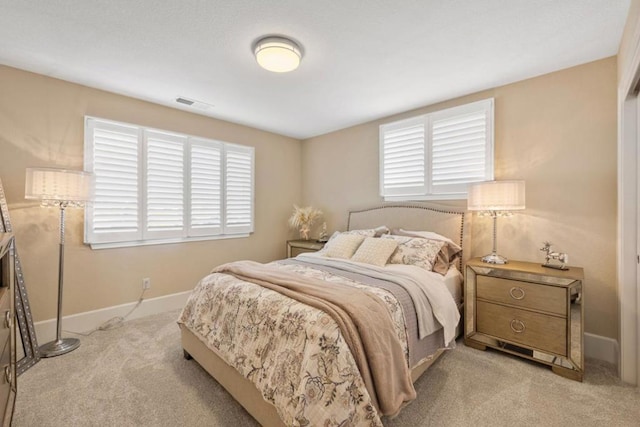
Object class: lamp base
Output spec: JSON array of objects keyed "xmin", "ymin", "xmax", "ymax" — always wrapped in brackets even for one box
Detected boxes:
[
  {"xmin": 40, "ymin": 338, "xmax": 80, "ymax": 358},
  {"xmin": 481, "ymin": 253, "xmax": 508, "ymax": 264}
]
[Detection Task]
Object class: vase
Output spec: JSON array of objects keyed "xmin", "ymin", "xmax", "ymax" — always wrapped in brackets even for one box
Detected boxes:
[{"xmin": 299, "ymin": 225, "xmax": 310, "ymax": 240}]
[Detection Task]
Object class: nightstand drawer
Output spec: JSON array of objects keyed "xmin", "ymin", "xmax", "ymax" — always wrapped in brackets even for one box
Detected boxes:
[
  {"xmin": 0, "ymin": 290, "xmax": 8, "ymax": 350},
  {"xmin": 476, "ymin": 300, "xmax": 567, "ymax": 355},
  {"xmin": 477, "ymin": 275, "xmax": 566, "ymax": 316}
]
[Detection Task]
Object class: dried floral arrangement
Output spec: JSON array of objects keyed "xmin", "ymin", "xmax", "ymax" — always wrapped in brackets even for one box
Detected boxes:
[{"xmin": 288, "ymin": 205, "xmax": 322, "ymax": 240}]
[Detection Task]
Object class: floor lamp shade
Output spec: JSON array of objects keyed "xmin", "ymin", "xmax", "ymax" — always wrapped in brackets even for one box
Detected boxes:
[
  {"xmin": 25, "ymin": 167, "xmax": 93, "ymax": 358},
  {"xmin": 468, "ymin": 180, "xmax": 525, "ymax": 264},
  {"xmin": 25, "ymin": 168, "xmax": 92, "ymax": 203}
]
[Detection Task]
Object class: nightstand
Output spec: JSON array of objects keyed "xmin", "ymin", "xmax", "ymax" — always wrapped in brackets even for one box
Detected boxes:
[
  {"xmin": 286, "ymin": 240, "xmax": 325, "ymax": 258},
  {"xmin": 464, "ymin": 258, "xmax": 584, "ymax": 381}
]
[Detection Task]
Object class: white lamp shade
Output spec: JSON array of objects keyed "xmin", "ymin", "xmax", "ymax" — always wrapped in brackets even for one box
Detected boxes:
[
  {"xmin": 254, "ymin": 37, "xmax": 302, "ymax": 73},
  {"xmin": 468, "ymin": 180, "xmax": 525, "ymax": 211},
  {"xmin": 25, "ymin": 167, "xmax": 93, "ymax": 202}
]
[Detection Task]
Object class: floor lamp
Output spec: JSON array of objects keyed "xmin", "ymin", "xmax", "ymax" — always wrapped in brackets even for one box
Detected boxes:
[
  {"xmin": 467, "ymin": 180, "xmax": 525, "ymax": 264},
  {"xmin": 25, "ymin": 167, "xmax": 93, "ymax": 357}
]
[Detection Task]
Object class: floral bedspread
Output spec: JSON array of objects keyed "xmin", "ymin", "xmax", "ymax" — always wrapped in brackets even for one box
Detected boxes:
[{"xmin": 178, "ymin": 260, "xmax": 412, "ymax": 427}]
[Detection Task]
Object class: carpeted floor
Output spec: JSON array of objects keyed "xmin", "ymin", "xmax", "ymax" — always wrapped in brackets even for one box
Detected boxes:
[{"xmin": 13, "ymin": 310, "xmax": 640, "ymax": 426}]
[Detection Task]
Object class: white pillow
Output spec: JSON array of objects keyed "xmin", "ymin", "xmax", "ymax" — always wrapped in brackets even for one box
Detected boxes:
[
  {"xmin": 350, "ymin": 237, "xmax": 398, "ymax": 266},
  {"xmin": 326, "ymin": 227, "xmax": 389, "ymax": 241},
  {"xmin": 372, "ymin": 225, "xmax": 390, "ymax": 237},
  {"xmin": 323, "ymin": 234, "xmax": 366, "ymax": 259}
]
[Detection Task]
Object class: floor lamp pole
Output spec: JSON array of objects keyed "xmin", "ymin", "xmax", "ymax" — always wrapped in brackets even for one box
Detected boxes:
[{"xmin": 40, "ymin": 202, "xmax": 80, "ymax": 357}]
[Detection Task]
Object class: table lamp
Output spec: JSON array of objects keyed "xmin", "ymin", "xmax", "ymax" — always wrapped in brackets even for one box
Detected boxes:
[{"xmin": 467, "ymin": 180, "xmax": 525, "ymax": 264}]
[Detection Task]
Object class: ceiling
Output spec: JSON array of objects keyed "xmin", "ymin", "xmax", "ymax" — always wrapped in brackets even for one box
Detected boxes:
[{"xmin": 0, "ymin": 1, "xmax": 630, "ymax": 139}]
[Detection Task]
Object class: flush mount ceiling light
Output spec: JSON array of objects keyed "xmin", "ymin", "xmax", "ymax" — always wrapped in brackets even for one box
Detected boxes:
[{"xmin": 253, "ymin": 36, "xmax": 302, "ymax": 73}]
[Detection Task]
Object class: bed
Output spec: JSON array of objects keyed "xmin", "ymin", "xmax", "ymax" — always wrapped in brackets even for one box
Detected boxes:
[{"xmin": 179, "ymin": 204, "xmax": 469, "ymax": 426}]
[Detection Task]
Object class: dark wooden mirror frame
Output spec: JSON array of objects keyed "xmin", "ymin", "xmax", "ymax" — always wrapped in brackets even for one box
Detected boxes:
[{"xmin": 0, "ymin": 179, "xmax": 40, "ymax": 375}]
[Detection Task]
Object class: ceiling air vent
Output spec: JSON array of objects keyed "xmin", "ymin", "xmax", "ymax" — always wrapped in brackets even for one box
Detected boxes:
[{"xmin": 175, "ymin": 97, "xmax": 214, "ymax": 111}]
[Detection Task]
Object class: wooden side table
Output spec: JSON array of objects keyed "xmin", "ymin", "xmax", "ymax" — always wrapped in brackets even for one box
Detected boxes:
[
  {"xmin": 464, "ymin": 258, "xmax": 584, "ymax": 381},
  {"xmin": 286, "ymin": 240, "xmax": 326, "ymax": 258}
]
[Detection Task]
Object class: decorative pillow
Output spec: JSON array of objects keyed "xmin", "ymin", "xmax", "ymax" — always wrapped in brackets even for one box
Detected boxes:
[
  {"xmin": 323, "ymin": 231, "xmax": 341, "ymax": 243},
  {"xmin": 382, "ymin": 235, "xmax": 446, "ymax": 271},
  {"xmin": 323, "ymin": 234, "xmax": 366, "ymax": 259},
  {"xmin": 345, "ymin": 229, "xmax": 375, "ymax": 237},
  {"xmin": 350, "ymin": 237, "xmax": 398, "ymax": 266},
  {"xmin": 317, "ymin": 227, "xmax": 390, "ymax": 257},
  {"xmin": 372, "ymin": 225, "xmax": 391, "ymax": 237},
  {"xmin": 394, "ymin": 229, "xmax": 461, "ymax": 251},
  {"xmin": 319, "ymin": 227, "xmax": 389, "ymax": 250},
  {"xmin": 393, "ymin": 229, "xmax": 462, "ymax": 275},
  {"xmin": 431, "ymin": 255, "xmax": 455, "ymax": 275},
  {"xmin": 335, "ymin": 227, "xmax": 389, "ymax": 238}
]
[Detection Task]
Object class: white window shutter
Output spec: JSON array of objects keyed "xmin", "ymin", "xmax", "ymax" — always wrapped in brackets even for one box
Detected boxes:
[
  {"xmin": 85, "ymin": 116, "xmax": 255, "ymax": 247},
  {"xmin": 379, "ymin": 98, "xmax": 493, "ymax": 200},
  {"xmin": 188, "ymin": 139, "xmax": 223, "ymax": 236},
  {"xmin": 144, "ymin": 130, "xmax": 186, "ymax": 239},
  {"xmin": 379, "ymin": 116, "xmax": 427, "ymax": 197},
  {"xmin": 85, "ymin": 118, "xmax": 142, "ymax": 244},
  {"xmin": 224, "ymin": 144, "xmax": 254, "ymax": 234},
  {"xmin": 430, "ymin": 100, "xmax": 493, "ymax": 194}
]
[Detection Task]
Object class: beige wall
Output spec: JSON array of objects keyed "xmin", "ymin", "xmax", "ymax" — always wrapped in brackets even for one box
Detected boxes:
[
  {"xmin": 0, "ymin": 65, "xmax": 302, "ymax": 322},
  {"xmin": 0, "ymin": 56, "xmax": 620, "ymax": 341},
  {"xmin": 302, "ymin": 57, "xmax": 618, "ymax": 339}
]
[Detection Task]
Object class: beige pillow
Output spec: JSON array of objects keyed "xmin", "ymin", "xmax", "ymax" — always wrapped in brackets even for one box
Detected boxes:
[
  {"xmin": 323, "ymin": 234, "xmax": 366, "ymax": 259},
  {"xmin": 351, "ymin": 237, "xmax": 398, "ymax": 266}
]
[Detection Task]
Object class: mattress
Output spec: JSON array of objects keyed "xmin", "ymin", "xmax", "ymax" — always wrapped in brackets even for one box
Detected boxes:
[{"xmin": 443, "ymin": 266, "xmax": 463, "ymax": 304}]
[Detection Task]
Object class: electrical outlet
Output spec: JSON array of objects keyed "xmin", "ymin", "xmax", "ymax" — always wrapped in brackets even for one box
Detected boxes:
[{"xmin": 142, "ymin": 278, "xmax": 151, "ymax": 290}]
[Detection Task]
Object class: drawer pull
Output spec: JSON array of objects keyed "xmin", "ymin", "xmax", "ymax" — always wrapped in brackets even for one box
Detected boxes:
[
  {"xmin": 3, "ymin": 310, "xmax": 10, "ymax": 329},
  {"xmin": 3, "ymin": 365, "xmax": 10, "ymax": 385},
  {"xmin": 509, "ymin": 287, "xmax": 526, "ymax": 300},
  {"xmin": 510, "ymin": 319, "xmax": 526, "ymax": 333}
]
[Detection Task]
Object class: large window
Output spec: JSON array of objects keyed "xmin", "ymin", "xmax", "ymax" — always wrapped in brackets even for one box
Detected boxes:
[
  {"xmin": 379, "ymin": 98, "xmax": 494, "ymax": 200},
  {"xmin": 84, "ymin": 117, "xmax": 254, "ymax": 248}
]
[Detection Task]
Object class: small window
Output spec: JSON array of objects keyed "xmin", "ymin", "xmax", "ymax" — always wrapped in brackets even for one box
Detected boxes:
[
  {"xmin": 84, "ymin": 117, "xmax": 254, "ymax": 248},
  {"xmin": 379, "ymin": 99, "xmax": 494, "ymax": 200}
]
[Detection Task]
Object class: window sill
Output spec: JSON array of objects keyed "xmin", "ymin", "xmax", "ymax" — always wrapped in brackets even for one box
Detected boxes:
[{"xmin": 87, "ymin": 233, "xmax": 250, "ymax": 250}]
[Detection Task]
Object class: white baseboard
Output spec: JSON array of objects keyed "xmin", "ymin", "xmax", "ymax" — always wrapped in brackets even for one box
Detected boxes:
[
  {"xmin": 35, "ymin": 293, "xmax": 620, "ymax": 368},
  {"xmin": 585, "ymin": 332, "xmax": 619, "ymax": 365},
  {"xmin": 35, "ymin": 291, "xmax": 191, "ymax": 345}
]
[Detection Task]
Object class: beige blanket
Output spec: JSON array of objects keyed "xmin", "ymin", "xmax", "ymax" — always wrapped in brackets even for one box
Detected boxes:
[{"xmin": 214, "ymin": 260, "xmax": 417, "ymax": 417}]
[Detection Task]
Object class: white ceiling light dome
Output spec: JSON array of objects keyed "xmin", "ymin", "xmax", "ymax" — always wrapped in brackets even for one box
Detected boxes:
[{"xmin": 253, "ymin": 36, "xmax": 303, "ymax": 73}]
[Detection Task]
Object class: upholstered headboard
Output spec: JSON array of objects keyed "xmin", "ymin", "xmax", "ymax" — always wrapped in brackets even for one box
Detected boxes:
[{"xmin": 347, "ymin": 204, "xmax": 470, "ymax": 267}]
